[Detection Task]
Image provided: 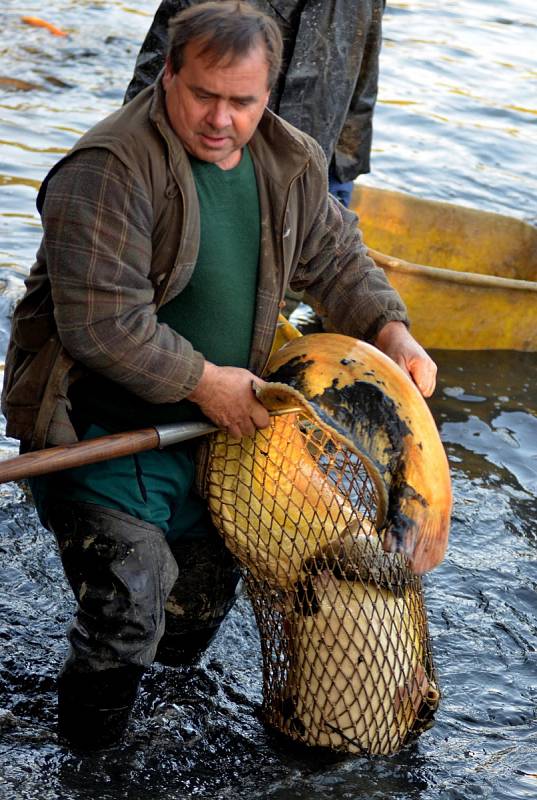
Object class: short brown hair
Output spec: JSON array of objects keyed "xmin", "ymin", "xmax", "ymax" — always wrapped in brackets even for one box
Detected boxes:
[{"xmin": 167, "ymin": 1, "xmax": 283, "ymax": 89}]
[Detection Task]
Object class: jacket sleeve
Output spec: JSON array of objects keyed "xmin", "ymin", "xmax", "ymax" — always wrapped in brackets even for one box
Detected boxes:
[
  {"xmin": 289, "ymin": 141, "xmax": 408, "ymax": 342},
  {"xmin": 42, "ymin": 148, "xmax": 204, "ymax": 403},
  {"xmin": 331, "ymin": 0, "xmax": 385, "ymax": 182}
]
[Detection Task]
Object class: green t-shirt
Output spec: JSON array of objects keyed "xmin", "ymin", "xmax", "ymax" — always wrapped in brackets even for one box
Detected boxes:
[
  {"xmin": 70, "ymin": 146, "xmax": 261, "ymax": 431},
  {"xmin": 160, "ymin": 147, "xmax": 260, "ymax": 368}
]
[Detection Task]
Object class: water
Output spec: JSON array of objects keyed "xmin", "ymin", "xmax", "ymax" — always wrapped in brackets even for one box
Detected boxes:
[
  {"xmin": 0, "ymin": 1, "xmax": 536, "ymax": 798},
  {"xmin": 368, "ymin": 0, "xmax": 537, "ymax": 223}
]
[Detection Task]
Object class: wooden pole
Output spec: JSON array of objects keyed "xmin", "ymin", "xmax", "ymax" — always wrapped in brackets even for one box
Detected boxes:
[
  {"xmin": 0, "ymin": 408, "xmax": 302, "ymax": 485},
  {"xmin": 0, "ymin": 421, "xmax": 216, "ymax": 484}
]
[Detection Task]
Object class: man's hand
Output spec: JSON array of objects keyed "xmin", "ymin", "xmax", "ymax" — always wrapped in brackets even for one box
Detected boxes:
[
  {"xmin": 187, "ymin": 361, "xmax": 270, "ymax": 438},
  {"xmin": 373, "ymin": 321, "xmax": 437, "ymax": 397}
]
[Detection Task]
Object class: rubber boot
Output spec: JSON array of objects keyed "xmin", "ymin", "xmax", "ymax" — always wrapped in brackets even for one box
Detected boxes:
[
  {"xmin": 155, "ymin": 527, "xmax": 241, "ymax": 667},
  {"xmin": 57, "ymin": 664, "xmax": 144, "ymax": 750},
  {"xmin": 47, "ymin": 499, "xmax": 179, "ymax": 749}
]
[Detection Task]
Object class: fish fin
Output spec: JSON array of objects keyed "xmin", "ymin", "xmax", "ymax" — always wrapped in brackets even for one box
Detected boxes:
[
  {"xmin": 383, "ymin": 506, "xmax": 450, "ymax": 574},
  {"xmin": 394, "ymin": 663, "xmax": 429, "ymax": 718},
  {"xmin": 394, "ymin": 664, "xmax": 441, "ymax": 731}
]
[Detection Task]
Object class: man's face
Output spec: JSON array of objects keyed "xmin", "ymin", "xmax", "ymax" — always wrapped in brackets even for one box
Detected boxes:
[{"xmin": 163, "ymin": 39, "xmax": 271, "ymax": 170}]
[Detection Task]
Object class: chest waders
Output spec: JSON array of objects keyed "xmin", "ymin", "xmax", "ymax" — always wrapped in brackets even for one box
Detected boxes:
[{"xmin": 48, "ymin": 498, "xmax": 240, "ymax": 749}]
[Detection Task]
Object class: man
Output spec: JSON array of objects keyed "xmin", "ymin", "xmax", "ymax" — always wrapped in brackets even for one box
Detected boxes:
[
  {"xmin": 2, "ymin": 1, "xmax": 435, "ymax": 750},
  {"xmin": 125, "ymin": 0, "xmax": 386, "ymax": 209},
  {"xmin": 126, "ymin": 0, "xmax": 386, "ymax": 335}
]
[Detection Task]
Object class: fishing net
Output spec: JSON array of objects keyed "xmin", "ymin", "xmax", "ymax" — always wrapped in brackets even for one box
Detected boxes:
[{"xmin": 200, "ymin": 376, "xmax": 441, "ymax": 756}]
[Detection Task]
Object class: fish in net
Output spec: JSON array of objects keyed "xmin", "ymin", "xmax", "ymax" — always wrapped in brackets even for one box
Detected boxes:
[{"xmin": 199, "ymin": 333, "xmax": 451, "ymax": 755}]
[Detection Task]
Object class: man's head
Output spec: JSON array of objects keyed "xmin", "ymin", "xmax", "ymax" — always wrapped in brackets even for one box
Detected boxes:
[{"xmin": 162, "ymin": 1, "xmax": 283, "ymax": 170}]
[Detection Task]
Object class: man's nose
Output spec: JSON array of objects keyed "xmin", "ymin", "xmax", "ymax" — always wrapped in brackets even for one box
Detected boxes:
[{"xmin": 206, "ymin": 100, "xmax": 232, "ymax": 130}]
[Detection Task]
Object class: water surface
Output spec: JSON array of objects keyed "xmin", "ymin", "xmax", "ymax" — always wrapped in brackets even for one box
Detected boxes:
[{"xmin": 0, "ymin": 2, "xmax": 536, "ymax": 798}]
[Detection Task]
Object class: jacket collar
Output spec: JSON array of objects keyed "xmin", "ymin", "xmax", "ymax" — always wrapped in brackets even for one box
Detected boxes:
[{"xmin": 250, "ymin": 106, "xmax": 312, "ymax": 186}]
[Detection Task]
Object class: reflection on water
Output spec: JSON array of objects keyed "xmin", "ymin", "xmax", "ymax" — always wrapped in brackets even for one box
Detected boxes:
[
  {"xmin": 371, "ymin": 0, "xmax": 537, "ymax": 222},
  {"xmin": 0, "ymin": 1, "xmax": 536, "ymax": 799},
  {"xmin": 430, "ymin": 351, "xmax": 537, "ymax": 496},
  {"xmin": 1, "ymin": 0, "xmax": 152, "ymax": 273}
]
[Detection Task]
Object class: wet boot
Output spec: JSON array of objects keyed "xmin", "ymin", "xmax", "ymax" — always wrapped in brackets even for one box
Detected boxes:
[
  {"xmin": 47, "ymin": 500, "xmax": 179, "ymax": 749},
  {"xmin": 155, "ymin": 526, "xmax": 241, "ymax": 667},
  {"xmin": 57, "ymin": 664, "xmax": 144, "ymax": 750}
]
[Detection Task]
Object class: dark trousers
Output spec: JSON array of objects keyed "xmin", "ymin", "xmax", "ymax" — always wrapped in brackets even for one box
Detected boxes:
[
  {"xmin": 49, "ymin": 499, "xmax": 240, "ymax": 671},
  {"xmin": 47, "ymin": 499, "xmax": 240, "ymax": 747}
]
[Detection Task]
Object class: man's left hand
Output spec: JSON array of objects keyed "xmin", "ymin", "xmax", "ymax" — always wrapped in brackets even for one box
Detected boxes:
[{"xmin": 373, "ymin": 321, "xmax": 437, "ymax": 398}]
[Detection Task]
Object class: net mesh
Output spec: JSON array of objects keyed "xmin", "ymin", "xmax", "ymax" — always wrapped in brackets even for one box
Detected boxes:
[{"xmin": 203, "ymin": 408, "xmax": 440, "ymax": 756}]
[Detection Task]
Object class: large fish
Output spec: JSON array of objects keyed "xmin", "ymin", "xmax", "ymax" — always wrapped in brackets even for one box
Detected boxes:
[
  {"xmin": 265, "ymin": 333, "xmax": 452, "ymax": 574},
  {"xmin": 277, "ymin": 531, "xmax": 440, "ymax": 755},
  {"xmin": 202, "ymin": 332, "xmax": 445, "ymax": 755},
  {"xmin": 205, "ymin": 390, "xmax": 365, "ymax": 589}
]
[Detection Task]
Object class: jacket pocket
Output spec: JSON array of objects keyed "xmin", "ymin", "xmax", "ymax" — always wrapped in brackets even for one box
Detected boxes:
[{"xmin": 2, "ymin": 331, "xmax": 76, "ymax": 448}]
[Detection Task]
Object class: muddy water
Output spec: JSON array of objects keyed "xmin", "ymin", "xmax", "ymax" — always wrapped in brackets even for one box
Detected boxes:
[{"xmin": 0, "ymin": 1, "xmax": 536, "ymax": 799}]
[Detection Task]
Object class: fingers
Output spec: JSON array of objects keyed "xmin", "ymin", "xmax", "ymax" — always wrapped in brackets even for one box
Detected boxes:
[
  {"xmin": 250, "ymin": 395, "xmax": 271, "ymax": 430},
  {"xmin": 227, "ymin": 420, "xmax": 253, "ymax": 439},
  {"xmin": 225, "ymin": 379, "xmax": 270, "ymax": 438},
  {"xmin": 188, "ymin": 364, "xmax": 271, "ymax": 437},
  {"xmin": 391, "ymin": 353, "xmax": 436, "ymax": 397},
  {"xmin": 227, "ymin": 395, "xmax": 270, "ymax": 439},
  {"xmin": 409, "ymin": 355, "xmax": 437, "ymax": 397},
  {"xmin": 373, "ymin": 322, "xmax": 437, "ymax": 398}
]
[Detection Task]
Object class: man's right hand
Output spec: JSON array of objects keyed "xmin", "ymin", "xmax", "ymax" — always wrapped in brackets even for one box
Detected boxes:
[{"xmin": 187, "ymin": 361, "xmax": 270, "ymax": 439}]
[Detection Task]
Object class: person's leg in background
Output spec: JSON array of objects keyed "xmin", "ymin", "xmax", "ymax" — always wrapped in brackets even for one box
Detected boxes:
[{"xmin": 328, "ymin": 169, "xmax": 355, "ymax": 209}]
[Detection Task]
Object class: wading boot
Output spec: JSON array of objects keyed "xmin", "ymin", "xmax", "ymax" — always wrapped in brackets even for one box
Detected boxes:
[
  {"xmin": 155, "ymin": 528, "xmax": 241, "ymax": 667},
  {"xmin": 47, "ymin": 500, "xmax": 179, "ymax": 748},
  {"xmin": 57, "ymin": 664, "xmax": 144, "ymax": 750}
]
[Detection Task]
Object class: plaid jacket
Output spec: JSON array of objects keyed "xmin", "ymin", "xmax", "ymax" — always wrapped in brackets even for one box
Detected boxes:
[{"xmin": 2, "ymin": 78, "xmax": 407, "ymax": 448}]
